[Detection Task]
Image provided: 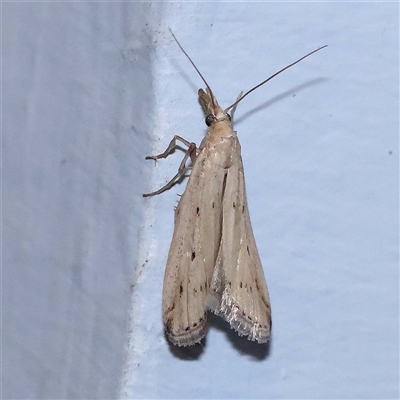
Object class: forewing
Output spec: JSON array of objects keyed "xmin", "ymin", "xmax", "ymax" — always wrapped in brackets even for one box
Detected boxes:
[
  {"xmin": 162, "ymin": 145, "xmax": 226, "ymax": 346},
  {"xmin": 208, "ymin": 140, "xmax": 272, "ymax": 343}
]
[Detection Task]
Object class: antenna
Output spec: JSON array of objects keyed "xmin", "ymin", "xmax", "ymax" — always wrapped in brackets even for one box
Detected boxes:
[
  {"xmin": 224, "ymin": 45, "xmax": 327, "ymax": 112},
  {"xmin": 169, "ymin": 29, "xmax": 217, "ymax": 110},
  {"xmin": 169, "ymin": 29, "xmax": 327, "ymax": 114}
]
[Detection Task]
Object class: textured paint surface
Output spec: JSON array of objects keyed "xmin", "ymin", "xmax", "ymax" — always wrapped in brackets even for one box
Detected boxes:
[
  {"xmin": 3, "ymin": 3, "xmax": 159, "ymax": 399},
  {"xmin": 4, "ymin": 2, "xmax": 398, "ymax": 399},
  {"xmin": 124, "ymin": 3, "xmax": 398, "ymax": 399}
]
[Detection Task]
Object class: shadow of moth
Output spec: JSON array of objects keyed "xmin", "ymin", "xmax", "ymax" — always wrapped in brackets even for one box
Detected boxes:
[{"xmin": 144, "ymin": 30, "xmax": 326, "ymax": 347}]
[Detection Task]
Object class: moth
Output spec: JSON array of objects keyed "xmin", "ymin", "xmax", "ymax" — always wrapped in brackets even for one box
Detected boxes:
[{"xmin": 144, "ymin": 30, "xmax": 326, "ymax": 346}]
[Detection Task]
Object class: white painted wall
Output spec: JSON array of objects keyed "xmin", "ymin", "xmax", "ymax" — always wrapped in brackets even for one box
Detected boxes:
[{"xmin": 4, "ymin": 2, "xmax": 398, "ymax": 399}]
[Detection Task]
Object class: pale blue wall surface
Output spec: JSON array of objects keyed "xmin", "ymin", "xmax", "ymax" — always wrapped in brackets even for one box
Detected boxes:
[
  {"xmin": 4, "ymin": 2, "xmax": 398, "ymax": 399},
  {"xmin": 3, "ymin": 3, "xmax": 158, "ymax": 399},
  {"xmin": 124, "ymin": 3, "xmax": 399, "ymax": 399}
]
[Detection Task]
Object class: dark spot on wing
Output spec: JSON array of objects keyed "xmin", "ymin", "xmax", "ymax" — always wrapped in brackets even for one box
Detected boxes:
[
  {"xmin": 247, "ymin": 245, "xmax": 250, "ymax": 255},
  {"xmin": 196, "ymin": 207, "xmax": 200, "ymax": 215},
  {"xmin": 180, "ymin": 284, "xmax": 183, "ymax": 295},
  {"xmin": 191, "ymin": 250, "xmax": 196, "ymax": 261},
  {"xmin": 242, "ymin": 205, "xmax": 245, "ymax": 213},
  {"xmin": 221, "ymin": 173, "xmax": 228, "ymax": 198},
  {"xmin": 165, "ymin": 318, "xmax": 172, "ymax": 330},
  {"xmin": 240, "ymin": 282, "xmax": 243, "ymax": 288},
  {"xmin": 233, "ymin": 201, "xmax": 236, "ymax": 208},
  {"xmin": 200, "ymin": 285, "xmax": 203, "ymax": 292},
  {"xmin": 212, "ymin": 202, "xmax": 215, "ymax": 208}
]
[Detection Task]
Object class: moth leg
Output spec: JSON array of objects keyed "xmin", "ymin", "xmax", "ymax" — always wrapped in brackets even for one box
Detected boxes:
[
  {"xmin": 145, "ymin": 135, "xmax": 194, "ymax": 161},
  {"xmin": 143, "ymin": 141, "xmax": 197, "ymax": 197},
  {"xmin": 230, "ymin": 91, "xmax": 244, "ymax": 122}
]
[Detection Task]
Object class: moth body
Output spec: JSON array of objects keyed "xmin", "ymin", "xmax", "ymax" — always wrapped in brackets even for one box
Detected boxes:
[
  {"xmin": 161, "ymin": 89, "xmax": 271, "ymax": 346},
  {"xmin": 144, "ymin": 30, "xmax": 326, "ymax": 347}
]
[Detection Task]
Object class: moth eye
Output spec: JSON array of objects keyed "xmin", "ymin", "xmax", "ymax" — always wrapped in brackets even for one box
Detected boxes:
[
  {"xmin": 226, "ymin": 113, "xmax": 231, "ymax": 121},
  {"xmin": 205, "ymin": 114, "xmax": 216, "ymax": 126}
]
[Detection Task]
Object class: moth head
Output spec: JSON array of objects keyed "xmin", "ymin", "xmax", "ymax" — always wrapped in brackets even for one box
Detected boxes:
[
  {"xmin": 205, "ymin": 112, "xmax": 231, "ymax": 127},
  {"xmin": 199, "ymin": 88, "xmax": 232, "ymax": 127}
]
